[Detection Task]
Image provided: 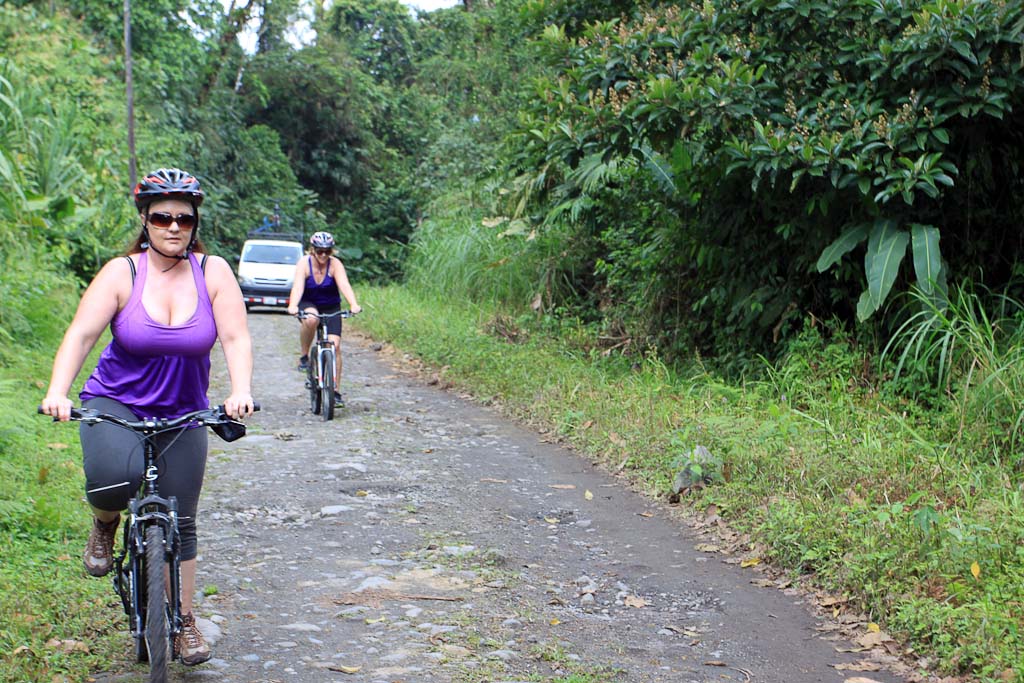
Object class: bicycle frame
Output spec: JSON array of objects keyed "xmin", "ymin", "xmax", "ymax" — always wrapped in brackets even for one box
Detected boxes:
[
  {"xmin": 111, "ymin": 428, "xmax": 183, "ymax": 659},
  {"xmin": 298, "ymin": 310, "xmax": 351, "ymax": 420},
  {"xmin": 39, "ymin": 404, "xmax": 257, "ymax": 681}
]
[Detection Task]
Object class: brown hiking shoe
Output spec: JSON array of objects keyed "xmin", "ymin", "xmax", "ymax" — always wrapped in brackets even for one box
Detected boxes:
[
  {"xmin": 175, "ymin": 612, "xmax": 211, "ymax": 665},
  {"xmin": 83, "ymin": 516, "xmax": 119, "ymax": 577}
]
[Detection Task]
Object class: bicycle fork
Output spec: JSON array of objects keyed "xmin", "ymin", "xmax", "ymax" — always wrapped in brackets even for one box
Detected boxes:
[{"xmin": 113, "ymin": 494, "xmax": 183, "ymax": 643}]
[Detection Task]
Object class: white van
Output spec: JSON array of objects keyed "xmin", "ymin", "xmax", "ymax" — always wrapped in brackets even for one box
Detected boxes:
[{"xmin": 236, "ymin": 237, "xmax": 304, "ymax": 309}]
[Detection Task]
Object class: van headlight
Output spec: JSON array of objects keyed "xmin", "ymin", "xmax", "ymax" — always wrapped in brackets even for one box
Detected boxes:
[{"xmin": 238, "ymin": 275, "xmax": 255, "ymax": 287}]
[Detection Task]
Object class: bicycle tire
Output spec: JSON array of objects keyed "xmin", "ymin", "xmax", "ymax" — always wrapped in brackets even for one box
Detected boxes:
[
  {"xmin": 308, "ymin": 351, "xmax": 321, "ymax": 415},
  {"xmin": 322, "ymin": 352, "xmax": 335, "ymax": 421},
  {"xmin": 144, "ymin": 525, "xmax": 169, "ymax": 682}
]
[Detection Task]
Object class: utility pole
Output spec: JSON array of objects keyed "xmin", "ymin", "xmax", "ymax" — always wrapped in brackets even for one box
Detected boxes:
[{"xmin": 124, "ymin": 0, "xmax": 137, "ymax": 188}]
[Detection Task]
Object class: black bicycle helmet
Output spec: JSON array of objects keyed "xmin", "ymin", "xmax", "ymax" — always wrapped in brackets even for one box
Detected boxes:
[
  {"xmin": 310, "ymin": 231, "xmax": 335, "ymax": 249},
  {"xmin": 133, "ymin": 168, "xmax": 204, "ymax": 210}
]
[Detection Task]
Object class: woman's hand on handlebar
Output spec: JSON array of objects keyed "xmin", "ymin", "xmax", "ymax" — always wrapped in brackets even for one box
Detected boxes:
[
  {"xmin": 223, "ymin": 393, "xmax": 255, "ymax": 420},
  {"xmin": 40, "ymin": 393, "xmax": 73, "ymax": 422},
  {"xmin": 350, "ymin": 304, "xmax": 362, "ymax": 315},
  {"xmin": 287, "ymin": 303, "xmax": 299, "ymax": 316}
]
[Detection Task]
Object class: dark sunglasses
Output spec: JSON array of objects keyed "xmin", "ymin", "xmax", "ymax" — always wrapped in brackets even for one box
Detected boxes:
[
  {"xmin": 314, "ymin": 248, "xmax": 332, "ymax": 255},
  {"xmin": 148, "ymin": 212, "xmax": 196, "ymax": 229}
]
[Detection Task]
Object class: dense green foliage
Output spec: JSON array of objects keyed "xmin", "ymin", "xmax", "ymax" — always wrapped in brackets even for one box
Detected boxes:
[
  {"xmin": 5, "ymin": 0, "xmax": 1024, "ymax": 680},
  {"xmin": 485, "ymin": 0, "xmax": 1024, "ymax": 365}
]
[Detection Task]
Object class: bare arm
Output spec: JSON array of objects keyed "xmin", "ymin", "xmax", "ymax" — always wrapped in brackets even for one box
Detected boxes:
[
  {"xmin": 41, "ymin": 258, "xmax": 132, "ymax": 421},
  {"xmin": 286, "ymin": 256, "xmax": 309, "ymax": 315},
  {"xmin": 330, "ymin": 257, "xmax": 361, "ymax": 314},
  {"xmin": 205, "ymin": 255, "xmax": 254, "ymax": 419}
]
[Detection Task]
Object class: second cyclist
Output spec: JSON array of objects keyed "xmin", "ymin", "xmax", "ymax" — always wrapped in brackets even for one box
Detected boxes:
[{"xmin": 287, "ymin": 232, "xmax": 361, "ymax": 398}]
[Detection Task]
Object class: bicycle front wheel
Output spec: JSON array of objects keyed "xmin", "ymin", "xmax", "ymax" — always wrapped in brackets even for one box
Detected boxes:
[
  {"xmin": 308, "ymin": 353, "xmax": 322, "ymax": 415},
  {"xmin": 144, "ymin": 525, "xmax": 170, "ymax": 682},
  {"xmin": 322, "ymin": 352, "xmax": 336, "ymax": 421}
]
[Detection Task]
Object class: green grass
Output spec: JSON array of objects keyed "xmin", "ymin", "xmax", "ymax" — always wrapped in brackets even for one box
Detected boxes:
[
  {"xmin": 353, "ymin": 284, "xmax": 1024, "ymax": 683},
  {"xmin": 0, "ymin": 355, "xmax": 125, "ymax": 682},
  {"xmin": 0, "ymin": 245, "xmax": 127, "ymax": 682}
]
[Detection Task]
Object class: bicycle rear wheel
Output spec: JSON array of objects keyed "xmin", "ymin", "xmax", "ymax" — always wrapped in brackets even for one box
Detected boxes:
[
  {"xmin": 308, "ymin": 352, "xmax": 321, "ymax": 415},
  {"xmin": 322, "ymin": 352, "xmax": 335, "ymax": 421},
  {"xmin": 144, "ymin": 525, "xmax": 170, "ymax": 682}
]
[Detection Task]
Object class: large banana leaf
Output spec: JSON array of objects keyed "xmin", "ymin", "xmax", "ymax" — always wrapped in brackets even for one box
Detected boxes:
[
  {"xmin": 816, "ymin": 223, "xmax": 868, "ymax": 272},
  {"xmin": 858, "ymin": 219, "xmax": 909, "ymax": 321},
  {"xmin": 910, "ymin": 223, "xmax": 942, "ymax": 295}
]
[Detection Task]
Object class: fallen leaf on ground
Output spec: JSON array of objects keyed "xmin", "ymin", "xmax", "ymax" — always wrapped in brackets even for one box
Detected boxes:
[
  {"xmin": 740, "ymin": 558, "xmax": 761, "ymax": 568},
  {"xmin": 834, "ymin": 661, "xmax": 883, "ymax": 671},
  {"xmin": 703, "ymin": 660, "xmax": 727, "ymax": 666},
  {"xmin": 623, "ymin": 595, "xmax": 648, "ymax": 608},
  {"xmin": 695, "ymin": 543, "xmax": 721, "ymax": 552},
  {"xmin": 327, "ymin": 664, "xmax": 362, "ymax": 674},
  {"xmin": 47, "ymin": 443, "xmax": 68, "ymax": 449},
  {"xmin": 479, "ymin": 478, "xmax": 507, "ymax": 483},
  {"xmin": 584, "ymin": 490, "xmax": 593, "ymax": 500},
  {"xmin": 855, "ymin": 630, "xmax": 893, "ymax": 648},
  {"xmin": 842, "ymin": 678, "xmax": 885, "ymax": 683},
  {"xmin": 751, "ymin": 579, "xmax": 775, "ymax": 587},
  {"xmin": 544, "ymin": 517, "xmax": 559, "ymax": 524},
  {"xmin": 549, "ymin": 484, "xmax": 575, "ymax": 489}
]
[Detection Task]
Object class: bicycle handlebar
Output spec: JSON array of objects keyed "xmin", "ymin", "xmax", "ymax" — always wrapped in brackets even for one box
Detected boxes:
[
  {"xmin": 37, "ymin": 403, "xmax": 261, "ymax": 431},
  {"xmin": 295, "ymin": 310, "xmax": 355, "ymax": 320}
]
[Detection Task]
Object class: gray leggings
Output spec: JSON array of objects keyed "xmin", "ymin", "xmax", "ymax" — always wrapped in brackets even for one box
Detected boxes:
[{"xmin": 80, "ymin": 397, "xmax": 208, "ymax": 561}]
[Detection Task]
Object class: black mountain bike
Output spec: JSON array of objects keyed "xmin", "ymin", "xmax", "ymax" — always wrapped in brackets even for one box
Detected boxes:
[
  {"xmin": 297, "ymin": 309, "xmax": 352, "ymax": 421},
  {"xmin": 39, "ymin": 403, "xmax": 258, "ymax": 683}
]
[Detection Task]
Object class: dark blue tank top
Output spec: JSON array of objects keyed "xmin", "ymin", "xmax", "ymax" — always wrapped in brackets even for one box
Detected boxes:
[{"xmin": 303, "ymin": 256, "xmax": 341, "ymax": 308}]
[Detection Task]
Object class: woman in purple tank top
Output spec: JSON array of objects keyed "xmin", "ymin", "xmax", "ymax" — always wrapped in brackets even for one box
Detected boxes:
[
  {"xmin": 40, "ymin": 168, "xmax": 254, "ymax": 666},
  {"xmin": 287, "ymin": 231, "xmax": 361, "ymax": 399}
]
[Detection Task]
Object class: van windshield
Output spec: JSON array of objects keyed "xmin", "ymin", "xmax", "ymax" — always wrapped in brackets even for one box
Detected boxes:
[{"xmin": 242, "ymin": 244, "xmax": 302, "ymax": 265}]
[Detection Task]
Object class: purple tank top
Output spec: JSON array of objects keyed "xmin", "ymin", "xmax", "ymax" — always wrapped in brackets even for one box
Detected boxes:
[
  {"xmin": 303, "ymin": 256, "xmax": 341, "ymax": 309},
  {"xmin": 80, "ymin": 252, "xmax": 217, "ymax": 419}
]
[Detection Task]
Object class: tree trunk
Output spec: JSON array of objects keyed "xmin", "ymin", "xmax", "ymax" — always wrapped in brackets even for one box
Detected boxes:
[{"xmin": 197, "ymin": 0, "xmax": 257, "ymax": 106}]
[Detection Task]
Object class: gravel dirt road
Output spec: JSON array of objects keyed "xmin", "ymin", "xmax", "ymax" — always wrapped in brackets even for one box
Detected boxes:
[{"xmin": 94, "ymin": 310, "xmax": 914, "ymax": 683}]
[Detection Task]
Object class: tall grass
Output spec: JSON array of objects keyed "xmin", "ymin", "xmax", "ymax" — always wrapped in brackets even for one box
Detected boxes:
[
  {"xmin": 405, "ymin": 187, "xmax": 578, "ymax": 312},
  {"xmin": 884, "ymin": 283, "xmax": 1024, "ymax": 464}
]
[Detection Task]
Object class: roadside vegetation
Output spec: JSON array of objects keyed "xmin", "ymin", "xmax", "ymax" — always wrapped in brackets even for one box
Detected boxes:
[{"xmin": 3, "ymin": 0, "xmax": 1024, "ymax": 681}]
